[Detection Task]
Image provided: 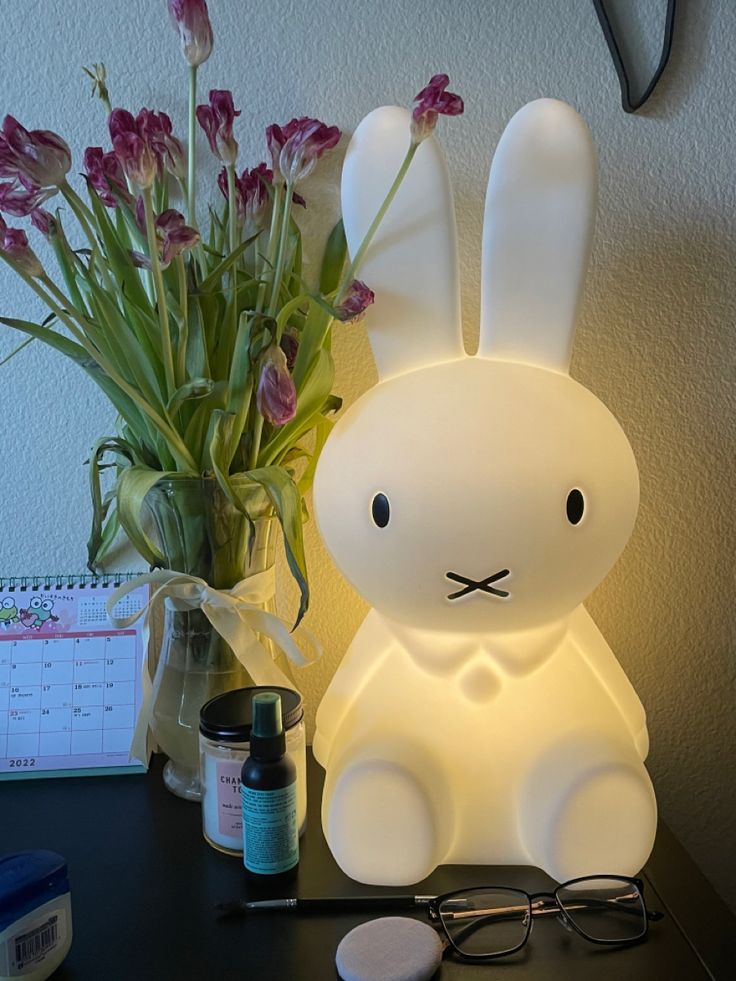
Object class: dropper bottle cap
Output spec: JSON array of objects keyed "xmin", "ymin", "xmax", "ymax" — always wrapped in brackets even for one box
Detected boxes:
[{"xmin": 249, "ymin": 691, "xmax": 285, "ymax": 762}]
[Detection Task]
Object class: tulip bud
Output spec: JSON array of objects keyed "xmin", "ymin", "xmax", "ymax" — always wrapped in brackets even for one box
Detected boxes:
[
  {"xmin": 168, "ymin": 0, "xmax": 214, "ymax": 67},
  {"xmin": 256, "ymin": 345, "xmax": 297, "ymax": 427}
]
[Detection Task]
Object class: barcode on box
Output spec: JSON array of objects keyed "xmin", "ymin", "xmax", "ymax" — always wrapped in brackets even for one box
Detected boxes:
[{"xmin": 13, "ymin": 916, "xmax": 58, "ymax": 968}]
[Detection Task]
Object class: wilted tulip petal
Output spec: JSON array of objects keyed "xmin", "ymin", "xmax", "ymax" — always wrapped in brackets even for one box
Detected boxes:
[
  {"xmin": 109, "ymin": 109, "xmax": 158, "ymax": 189},
  {"xmin": 0, "ymin": 116, "xmax": 71, "ymax": 188},
  {"xmin": 196, "ymin": 90, "xmax": 239, "ymax": 165},
  {"xmin": 217, "ymin": 161, "xmax": 273, "ymax": 232},
  {"xmin": 138, "ymin": 110, "xmax": 186, "ymax": 180},
  {"xmin": 156, "ymin": 208, "xmax": 200, "ymax": 266},
  {"xmin": 30, "ymin": 208, "xmax": 55, "ymax": 238},
  {"xmin": 334, "ymin": 280, "xmax": 375, "ymax": 324},
  {"xmin": 168, "ymin": 0, "xmax": 213, "ymax": 67},
  {"xmin": 411, "ymin": 74, "xmax": 464, "ymax": 143},
  {"xmin": 0, "ymin": 179, "xmax": 53, "ymax": 217},
  {"xmin": 280, "ymin": 331, "xmax": 299, "ymax": 371},
  {"xmin": 0, "ymin": 215, "xmax": 43, "ymax": 277},
  {"xmin": 269, "ymin": 117, "xmax": 340, "ymax": 185},
  {"xmin": 136, "ymin": 203, "xmax": 199, "ymax": 269},
  {"xmin": 256, "ymin": 345, "xmax": 297, "ymax": 426},
  {"xmin": 84, "ymin": 146, "xmax": 130, "ymax": 207}
]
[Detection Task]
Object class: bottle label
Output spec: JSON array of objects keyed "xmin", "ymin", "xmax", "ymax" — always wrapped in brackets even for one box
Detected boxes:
[
  {"xmin": 242, "ymin": 782, "xmax": 299, "ymax": 874},
  {"xmin": 216, "ymin": 759, "xmax": 243, "ymax": 838}
]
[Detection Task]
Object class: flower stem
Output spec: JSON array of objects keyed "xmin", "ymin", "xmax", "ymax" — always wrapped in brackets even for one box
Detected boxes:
[
  {"xmin": 337, "ymin": 141, "xmax": 419, "ymax": 300},
  {"xmin": 267, "ymin": 181, "xmax": 293, "ymax": 317},
  {"xmin": 256, "ymin": 182, "xmax": 282, "ymax": 315},
  {"xmin": 176, "ymin": 256, "xmax": 188, "ymax": 387},
  {"xmin": 187, "ymin": 65, "xmax": 198, "ymax": 229},
  {"xmin": 226, "ymin": 164, "xmax": 238, "ymax": 343},
  {"xmin": 143, "ymin": 187, "xmax": 176, "ymax": 398}
]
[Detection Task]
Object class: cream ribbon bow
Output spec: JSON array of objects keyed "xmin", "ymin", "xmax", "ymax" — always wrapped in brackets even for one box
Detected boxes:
[{"xmin": 107, "ymin": 568, "xmax": 318, "ymax": 765}]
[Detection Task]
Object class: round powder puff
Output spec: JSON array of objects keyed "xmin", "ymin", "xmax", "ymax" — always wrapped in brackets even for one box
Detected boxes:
[{"xmin": 336, "ymin": 916, "xmax": 444, "ymax": 981}]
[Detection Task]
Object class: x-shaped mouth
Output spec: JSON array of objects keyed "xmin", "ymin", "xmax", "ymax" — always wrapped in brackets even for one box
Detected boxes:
[{"xmin": 445, "ymin": 569, "xmax": 511, "ymax": 601}]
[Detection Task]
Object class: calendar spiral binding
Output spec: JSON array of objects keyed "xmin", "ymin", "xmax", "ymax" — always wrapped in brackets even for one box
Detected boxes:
[{"xmin": 0, "ymin": 573, "xmax": 145, "ymax": 592}]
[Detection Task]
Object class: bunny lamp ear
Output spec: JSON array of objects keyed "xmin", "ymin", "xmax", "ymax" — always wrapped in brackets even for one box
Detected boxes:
[
  {"xmin": 478, "ymin": 99, "xmax": 597, "ymax": 373},
  {"xmin": 341, "ymin": 106, "xmax": 464, "ymax": 382}
]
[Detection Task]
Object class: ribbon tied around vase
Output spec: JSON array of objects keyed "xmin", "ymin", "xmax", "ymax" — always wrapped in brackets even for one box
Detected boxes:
[{"xmin": 106, "ymin": 567, "xmax": 320, "ymax": 764}]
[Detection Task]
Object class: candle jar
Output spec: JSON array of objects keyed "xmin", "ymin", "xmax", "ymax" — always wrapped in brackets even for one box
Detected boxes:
[{"xmin": 199, "ymin": 686, "xmax": 306, "ymax": 855}]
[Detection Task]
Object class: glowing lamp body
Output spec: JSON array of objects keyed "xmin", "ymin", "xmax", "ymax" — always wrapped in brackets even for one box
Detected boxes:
[{"xmin": 313, "ymin": 99, "xmax": 657, "ymax": 886}]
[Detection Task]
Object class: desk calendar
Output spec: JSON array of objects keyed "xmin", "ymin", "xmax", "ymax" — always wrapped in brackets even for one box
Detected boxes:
[{"xmin": 0, "ymin": 575, "xmax": 149, "ymax": 779}]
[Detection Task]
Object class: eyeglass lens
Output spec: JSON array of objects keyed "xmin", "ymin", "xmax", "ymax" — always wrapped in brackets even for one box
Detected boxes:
[
  {"xmin": 438, "ymin": 888, "xmax": 532, "ymax": 957},
  {"xmin": 556, "ymin": 876, "xmax": 647, "ymax": 943}
]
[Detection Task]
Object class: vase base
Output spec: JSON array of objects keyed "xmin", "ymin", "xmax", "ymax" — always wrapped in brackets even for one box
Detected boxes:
[{"xmin": 163, "ymin": 759, "xmax": 202, "ymax": 801}]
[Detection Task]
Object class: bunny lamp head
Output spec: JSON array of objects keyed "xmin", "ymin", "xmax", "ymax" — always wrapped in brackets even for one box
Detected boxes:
[{"xmin": 314, "ymin": 99, "xmax": 638, "ymax": 633}]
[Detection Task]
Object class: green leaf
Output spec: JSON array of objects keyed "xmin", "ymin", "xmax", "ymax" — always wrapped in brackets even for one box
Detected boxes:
[
  {"xmin": 87, "ymin": 437, "xmax": 136, "ymax": 571},
  {"xmin": 223, "ymin": 311, "xmax": 254, "ymax": 466},
  {"xmin": 0, "ymin": 316, "xmax": 88, "ymax": 363},
  {"xmin": 260, "ymin": 348, "xmax": 335, "ymax": 467},
  {"xmin": 116, "ymin": 465, "xmax": 184, "ymax": 566},
  {"xmin": 297, "ymin": 413, "xmax": 336, "ymax": 495},
  {"xmin": 197, "ymin": 236, "xmax": 257, "ymax": 294},
  {"xmin": 239, "ymin": 466, "xmax": 309, "ymax": 627},
  {"xmin": 319, "ymin": 219, "xmax": 347, "ymax": 294},
  {"xmin": 166, "ymin": 377, "xmax": 214, "ymax": 416}
]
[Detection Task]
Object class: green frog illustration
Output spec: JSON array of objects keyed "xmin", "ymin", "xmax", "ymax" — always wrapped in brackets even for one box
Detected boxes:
[
  {"xmin": 20, "ymin": 596, "xmax": 60, "ymax": 631},
  {"xmin": 0, "ymin": 596, "xmax": 19, "ymax": 629}
]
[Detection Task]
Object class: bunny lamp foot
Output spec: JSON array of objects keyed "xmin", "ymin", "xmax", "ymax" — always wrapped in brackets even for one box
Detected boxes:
[
  {"xmin": 519, "ymin": 733, "xmax": 658, "ymax": 882},
  {"xmin": 322, "ymin": 741, "xmax": 451, "ymax": 886}
]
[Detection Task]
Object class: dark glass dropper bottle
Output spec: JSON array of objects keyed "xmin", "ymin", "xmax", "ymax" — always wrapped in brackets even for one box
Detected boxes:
[{"xmin": 241, "ymin": 691, "xmax": 299, "ymax": 879}]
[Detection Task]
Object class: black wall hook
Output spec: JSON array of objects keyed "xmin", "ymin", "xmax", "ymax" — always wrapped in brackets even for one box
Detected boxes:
[{"xmin": 592, "ymin": 0, "xmax": 677, "ymax": 112}]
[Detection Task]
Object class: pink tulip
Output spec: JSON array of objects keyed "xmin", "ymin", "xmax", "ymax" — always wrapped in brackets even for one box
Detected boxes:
[
  {"xmin": 411, "ymin": 74, "xmax": 464, "ymax": 143},
  {"xmin": 217, "ymin": 162, "xmax": 272, "ymax": 225},
  {"xmin": 196, "ymin": 90, "xmax": 239, "ymax": 165},
  {"xmin": 138, "ymin": 111, "xmax": 186, "ymax": 180},
  {"xmin": 0, "ymin": 116, "xmax": 71, "ymax": 188},
  {"xmin": 168, "ymin": 0, "xmax": 213, "ymax": 67},
  {"xmin": 0, "ymin": 214, "xmax": 43, "ymax": 276},
  {"xmin": 30, "ymin": 208, "xmax": 55, "ymax": 238},
  {"xmin": 334, "ymin": 280, "xmax": 375, "ymax": 323},
  {"xmin": 133, "ymin": 202, "xmax": 199, "ymax": 269},
  {"xmin": 256, "ymin": 345, "xmax": 297, "ymax": 426},
  {"xmin": 0, "ymin": 178, "xmax": 53, "ymax": 217},
  {"xmin": 109, "ymin": 109, "xmax": 158, "ymax": 189},
  {"xmin": 266, "ymin": 117, "xmax": 340, "ymax": 184},
  {"xmin": 83, "ymin": 146, "xmax": 130, "ymax": 207}
]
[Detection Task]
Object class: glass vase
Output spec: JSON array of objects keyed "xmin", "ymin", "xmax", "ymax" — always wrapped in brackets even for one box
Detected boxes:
[{"xmin": 145, "ymin": 478, "xmax": 290, "ymax": 801}]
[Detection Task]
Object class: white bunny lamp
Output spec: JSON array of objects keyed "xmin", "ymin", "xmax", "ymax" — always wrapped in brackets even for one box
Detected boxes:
[{"xmin": 312, "ymin": 99, "xmax": 657, "ymax": 886}]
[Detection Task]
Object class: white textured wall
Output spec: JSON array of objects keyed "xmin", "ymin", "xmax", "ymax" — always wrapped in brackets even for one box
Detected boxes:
[{"xmin": 1, "ymin": 1, "xmax": 734, "ymax": 908}]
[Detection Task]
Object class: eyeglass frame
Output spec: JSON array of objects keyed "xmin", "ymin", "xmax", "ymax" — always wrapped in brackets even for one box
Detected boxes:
[{"xmin": 426, "ymin": 874, "xmax": 665, "ymax": 961}]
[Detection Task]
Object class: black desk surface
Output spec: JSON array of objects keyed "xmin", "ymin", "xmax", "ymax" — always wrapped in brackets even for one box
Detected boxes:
[{"xmin": 2, "ymin": 753, "xmax": 735, "ymax": 980}]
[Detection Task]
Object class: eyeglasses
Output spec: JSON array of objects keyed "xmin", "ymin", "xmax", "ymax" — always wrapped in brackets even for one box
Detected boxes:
[{"xmin": 427, "ymin": 875, "xmax": 664, "ymax": 960}]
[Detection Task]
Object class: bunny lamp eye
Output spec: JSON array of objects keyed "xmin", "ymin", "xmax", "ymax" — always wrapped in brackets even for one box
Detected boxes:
[
  {"xmin": 566, "ymin": 488, "xmax": 585, "ymax": 525},
  {"xmin": 371, "ymin": 493, "xmax": 391, "ymax": 529}
]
